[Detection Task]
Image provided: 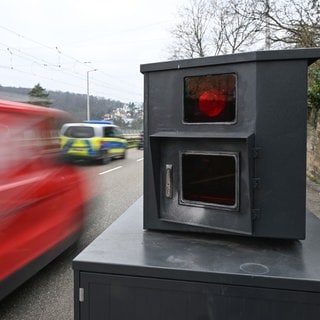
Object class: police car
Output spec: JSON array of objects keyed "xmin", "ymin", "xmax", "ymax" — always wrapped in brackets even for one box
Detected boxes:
[{"xmin": 60, "ymin": 120, "xmax": 127, "ymax": 164}]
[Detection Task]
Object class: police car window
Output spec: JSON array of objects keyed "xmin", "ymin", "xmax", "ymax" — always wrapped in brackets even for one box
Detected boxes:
[
  {"xmin": 65, "ymin": 126, "xmax": 94, "ymax": 138},
  {"xmin": 103, "ymin": 127, "xmax": 115, "ymax": 137},
  {"xmin": 114, "ymin": 127, "xmax": 123, "ymax": 137}
]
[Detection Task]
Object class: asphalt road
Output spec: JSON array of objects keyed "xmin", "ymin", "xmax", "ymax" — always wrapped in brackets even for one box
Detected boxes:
[
  {"xmin": 0, "ymin": 148, "xmax": 144, "ymax": 320},
  {"xmin": 1, "ymin": 147, "xmax": 319, "ymax": 320}
]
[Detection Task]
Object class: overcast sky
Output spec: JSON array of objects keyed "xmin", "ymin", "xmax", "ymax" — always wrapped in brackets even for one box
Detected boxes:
[{"xmin": 0, "ymin": 0, "xmax": 185, "ymax": 103}]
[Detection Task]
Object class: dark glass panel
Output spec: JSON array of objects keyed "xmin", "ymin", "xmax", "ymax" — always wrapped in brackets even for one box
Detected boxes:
[
  {"xmin": 181, "ymin": 153, "xmax": 237, "ymax": 207},
  {"xmin": 184, "ymin": 74, "xmax": 236, "ymax": 123}
]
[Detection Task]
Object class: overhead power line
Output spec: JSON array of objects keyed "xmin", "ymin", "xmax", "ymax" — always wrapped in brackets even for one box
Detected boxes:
[{"xmin": 0, "ymin": 25, "xmax": 143, "ymax": 101}]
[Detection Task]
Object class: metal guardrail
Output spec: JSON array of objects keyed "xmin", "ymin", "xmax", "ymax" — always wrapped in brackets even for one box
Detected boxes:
[
  {"xmin": 122, "ymin": 130, "xmax": 142, "ymax": 148},
  {"xmin": 123, "ymin": 134, "xmax": 140, "ymax": 148},
  {"xmin": 122, "ymin": 129, "xmax": 141, "ymax": 135}
]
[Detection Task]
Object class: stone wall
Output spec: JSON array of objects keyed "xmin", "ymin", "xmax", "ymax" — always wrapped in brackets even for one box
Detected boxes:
[{"xmin": 307, "ymin": 117, "xmax": 320, "ymax": 182}]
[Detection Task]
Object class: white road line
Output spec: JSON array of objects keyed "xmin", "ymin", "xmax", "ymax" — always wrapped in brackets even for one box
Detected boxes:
[
  {"xmin": 99, "ymin": 166, "xmax": 123, "ymax": 175},
  {"xmin": 136, "ymin": 158, "xmax": 144, "ymax": 162}
]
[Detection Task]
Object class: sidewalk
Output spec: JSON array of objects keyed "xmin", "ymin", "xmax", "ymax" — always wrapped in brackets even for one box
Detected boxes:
[{"xmin": 307, "ymin": 178, "xmax": 320, "ymax": 219}]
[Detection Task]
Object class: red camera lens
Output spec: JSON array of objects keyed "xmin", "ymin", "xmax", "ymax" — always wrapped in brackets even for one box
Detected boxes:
[{"xmin": 198, "ymin": 89, "xmax": 226, "ymax": 117}]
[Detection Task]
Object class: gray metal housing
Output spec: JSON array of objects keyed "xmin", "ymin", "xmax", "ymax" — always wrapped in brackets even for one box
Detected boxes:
[{"xmin": 140, "ymin": 48, "xmax": 320, "ymax": 239}]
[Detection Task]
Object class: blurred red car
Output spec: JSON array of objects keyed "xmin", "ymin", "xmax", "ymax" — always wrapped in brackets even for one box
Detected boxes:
[{"xmin": 0, "ymin": 100, "xmax": 90, "ymax": 300}]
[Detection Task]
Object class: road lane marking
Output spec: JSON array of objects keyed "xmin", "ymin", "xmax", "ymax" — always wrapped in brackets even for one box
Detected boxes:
[
  {"xmin": 137, "ymin": 158, "xmax": 144, "ymax": 162},
  {"xmin": 99, "ymin": 166, "xmax": 123, "ymax": 175}
]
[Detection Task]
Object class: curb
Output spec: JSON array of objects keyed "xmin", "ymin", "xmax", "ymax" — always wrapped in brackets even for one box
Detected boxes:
[{"xmin": 307, "ymin": 178, "xmax": 320, "ymax": 192}]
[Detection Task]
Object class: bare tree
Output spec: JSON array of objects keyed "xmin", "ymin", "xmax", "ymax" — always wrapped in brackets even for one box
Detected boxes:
[
  {"xmin": 253, "ymin": 0, "xmax": 320, "ymax": 48},
  {"xmin": 168, "ymin": 0, "xmax": 264, "ymax": 59},
  {"xmin": 215, "ymin": 0, "xmax": 264, "ymax": 53},
  {"xmin": 168, "ymin": 0, "xmax": 320, "ymax": 60},
  {"xmin": 169, "ymin": 0, "xmax": 213, "ymax": 59}
]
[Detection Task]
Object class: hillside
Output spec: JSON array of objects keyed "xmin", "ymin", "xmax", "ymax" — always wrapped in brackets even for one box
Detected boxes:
[{"xmin": 0, "ymin": 85, "xmax": 126, "ymax": 121}]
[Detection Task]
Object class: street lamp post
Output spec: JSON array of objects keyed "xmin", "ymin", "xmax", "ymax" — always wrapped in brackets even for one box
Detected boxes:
[{"xmin": 87, "ymin": 69, "xmax": 97, "ymax": 121}]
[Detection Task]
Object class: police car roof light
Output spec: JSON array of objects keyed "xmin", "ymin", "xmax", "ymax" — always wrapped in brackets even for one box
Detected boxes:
[{"xmin": 84, "ymin": 120, "xmax": 113, "ymax": 124}]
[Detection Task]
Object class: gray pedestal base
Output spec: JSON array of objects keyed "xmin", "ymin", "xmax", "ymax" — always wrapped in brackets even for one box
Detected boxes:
[{"xmin": 73, "ymin": 197, "xmax": 320, "ymax": 319}]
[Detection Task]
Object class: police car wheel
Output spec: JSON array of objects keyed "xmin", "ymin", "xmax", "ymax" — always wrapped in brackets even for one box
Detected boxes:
[{"xmin": 100, "ymin": 151, "xmax": 111, "ymax": 165}]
